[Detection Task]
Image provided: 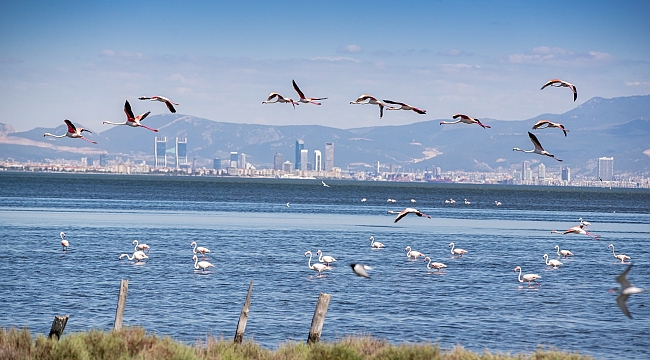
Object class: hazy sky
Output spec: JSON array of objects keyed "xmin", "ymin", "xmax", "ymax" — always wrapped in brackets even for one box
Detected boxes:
[{"xmin": 1, "ymin": 0, "xmax": 648, "ymax": 132}]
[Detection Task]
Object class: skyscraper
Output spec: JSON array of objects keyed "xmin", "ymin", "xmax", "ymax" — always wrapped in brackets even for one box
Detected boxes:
[
  {"xmin": 300, "ymin": 149, "xmax": 308, "ymax": 171},
  {"xmin": 324, "ymin": 142, "xmax": 334, "ymax": 171},
  {"xmin": 314, "ymin": 150, "xmax": 322, "ymax": 172},
  {"xmin": 99, "ymin": 153, "xmax": 107, "ymax": 167},
  {"xmin": 522, "ymin": 161, "xmax": 532, "ymax": 181},
  {"xmin": 274, "ymin": 153, "xmax": 283, "ymax": 170},
  {"xmin": 561, "ymin": 167, "xmax": 571, "ymax": 182},
  {"xmin": 598, "ymin": 157, "xmax": 614, "ymax": 181},
  {"xmin": 213, "ymin": 158, "xmax": 221, "ymax": 170},
  {"xmin": 155, "ymin": 136, "xmax": 167, "ymax": 168},
  {"xmin": 295, "ymin": 140, "xmax": 304, "ymax": 170},
  {"xmin": 230, "ymin": 152, "xmax": 238, "ymax": 168},
  {"xmin": 176, "ymin": 137, "xmax": 188, "ymax": 168},
  {"xmin": 538, "ymin": 163, "xmax": 546, "ymax": 180},
  {"xmin": 238, "ymin": 153, "xmax": 247, "ymax": 169}
]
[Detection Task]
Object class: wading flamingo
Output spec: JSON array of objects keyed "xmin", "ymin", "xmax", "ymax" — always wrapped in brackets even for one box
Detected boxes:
[
  {"xmin": 349, "ymin": 94, "xmax": 396, "ymax": 119},
  {"xmin": 551, "ymin": 225, "xmax": 599, "ymax": 239},
  {"xmin": 513, "ymin": 132, "xmax": 562, "ymax": 161},
  {"xmin": 60, "ymin": 232, "xmax": 69, "ymax": 251},
  {"xmin": 262, "ymin": 92, "xmax": 299, "ymax": 109},
  {"xmin": 423, "ymin": 257, "xmax": 447, "ymax": 273},
  {"xmin": 316, "ymin": 249, "xmax": 337, "ymax": 266},
  {"xmin": 132, "ymin": 240, "xmax": 150, "ymax": 254},
  {"xmin": 102, "ymin": 101, "xmax": 157, "ymax": 132},
  {"xmin": 292, "ymin": 80, "xmax": 327, "ymax": 105},
  {"xmin": 440, "ymin": 114, "xmax": 491, "ymax": 129},
  {"xmin": 350, "ymin": 263, "xmax": 371, "ymax": 278},
  {"xmin": 192, "ymin": 254, "xmax": 214, "ymax": 272},
  {"xmin": 405, "ymin": 246, "xmax": 425, "ymax": 260},
  {"xmin": 540, "ymin": 79, "xmax": 577, "ymax": 101},
  {"xmin": 514, "ymin": 266, "xmax": 541, "ymax": 287},
  {"xmin": 383, "ymin": 99, "xmax": 426, "ymax": 114},
  {"xmin": 543, "ymin": 254, "xmax": 563, "ymax": 268},
  {"xmin": 394, "ymin": 208, "xmax": 431, "ymax": 223},
  {"xmin": 449, "ymin": 242, "xmax": 468, "ymax": 257},
  {"xmin": 190, "ymin": 241, "xmax": 210, "ymax": 258},
  {"xmin": 532, "ymin": 120, "xmax": 569, "ymax": 136},
  {"xmin": 44, "ymin": 120, "xmax": 97, "ymax": 144},
  {"xmin": 138, "ymin": 95, "xmax": 179, "ymax": 113},
  {"xmin": 608, "ymin": 244, "xmax": 631, "ymax": 263},
  {"xmin": 119, "ymin": 251, "xmax": 148, "ymax": 262},
  {"xmin": 614, "ymin": 265, "xmax": 646, "ymax": 318},
  {"xmin": 370, "ymin": 236, "xmax": 385, "ymax": 248},
  {"xmin": 554, "ymin": 245, "xmax": 574, "ymax": 258},
  {"xmin": 304, "ymin": 251, "xmax": 331, "ymax": 276}
]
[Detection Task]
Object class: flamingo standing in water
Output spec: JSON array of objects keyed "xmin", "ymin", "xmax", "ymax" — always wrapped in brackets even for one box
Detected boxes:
[
  {"xmin": 513, "ymin": 132, "xmax": 562, "ymax": 161},
  {"xmin": 304, "ymin": 251, "xmax": 331, "ymax": 276},
  {"xmin": 423, "ymin": 257, "xmax": 447, "ymax": 273},
  {"xmin": 370, "ymin": 236, "xmax": 385, "ymax": 248},
  {"xmin": 540, "ymin": 79, "xmax": 577, "ymax": 101},
  {"xmin": 514, "ymin": 266, "xmax": 541, "ymax": 287},
  {"xmin": 138, "ymin": 95, "xmax": 179, "ymax": 113},
  {"xmin": 449, "ymin": 242, "xmax": 468, "ymax": 257},
  {"xmin": 102, "ymin": 101, "xmax": 157, "ymax": 132},
  {"xmin": 44, "ymin": 120, "xmax": 97, "ymax": 144},
  {"xmin": 262, "ymin": 92, "xmax": 299, "ymax": 109},
  {"xmin": 349, "ymin": 94, "xmax": 396, "ymax": 119},
  {"xmin": 554, "ymin": 245, "xmax": 574, "ymax": 258},
  {"xmin": 60, "ymin": 232, "xmax": 69, "ymax": 251},
  {"xmin": 532, "ymin": 120, "xmax": 569, "ymax": 136},
  {"xmin": 543, "ymin": 254, "xmax": 563, "ymax": 268},
  {"xmin": 192, "ymin": 254, "xmax": 214, "ymax": 272},
  {"xmin": 608, "ymin": 244, "xmax": 631, "ymax": 263},
  {"xmin": 292, "ymin": 80, "xmax": 327, "ymax": 105},
  {"xmin": 614, "ymin": 265, "xmax": 646, "ymax": 318},
  {"xmin": 551, "ymin": 225, "xmax": 599, "ymax": 239},
  {"xmin": 405, "ymin": 246, "xmax": 425, "ymax": 260},
  {"xmin": 190, "ymin": 241, "xmax": 210, "ymax": 258},
  {"xmin": 393, "ymin": 208, "xmax": 431, "ymax": 223},
  {"xmin": 316, "ymin": 249, "xmax": 337, "ymax": 266},
  {"xmin": 119, "ymin": 251, "xmax": 148, "ymax": 262},
  {"xmin": 132, "ymin": 240, "xmax": 150, "ymax": 254},
  {"xmin": 440, "ymin": 114, "xmax": 491, "ymax": 129},
  {"xmin": 383, "ymin": 99, "xmax": 426, "ymax": 114}
]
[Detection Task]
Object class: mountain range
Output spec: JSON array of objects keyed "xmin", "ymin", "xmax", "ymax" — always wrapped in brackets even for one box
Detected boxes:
[{"xmin": 1, "ymin": 95, "xmax": 649, "ymax": 175}]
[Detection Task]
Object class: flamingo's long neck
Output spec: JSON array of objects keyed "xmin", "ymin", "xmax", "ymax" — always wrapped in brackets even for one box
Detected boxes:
[
  {"xmin": 543, "ymin": 255, "xmax": 550, "ymax": 266},
  {"xmin": 192, "ymin": 243, "xmax": 198, "ymax": 254},
  {"xmin": 555, "ymin": 247, "xmax": 561, "ymax": 256},
  {"xmin": 610, "ymin": 246, "xmax": 616, "ymax": 257},
  {"xmin": 449, "ymin": 244, "xmax": 455, "ymax": 254},
  {"xmin": 426, "ymin": 258, "xmax": 432, "ymax": 269},
  {"xmin": 517, "ymin": 268, "xmax": 523, "ymax": 282},
  {"xmin": 103, "ymin": 121, "xmax": 127, "ymax": 125},
  {"xmin": 45, "ymin": 133, "xmax": 66, "ymax": 138},
  {"xmin": 307, "ymin": 253, "xmax": 314, "ymax": 269},
  {"xmin": 440, "ymin": 119, "xmax": 461, "ymax": 125},
  {"xmin": 133, "ymin": 241, "xmax": 139, "ymax": 253},
  {"xmin": 317, "ymin": 252, "xmax": 324, "ymax": 262},
  {"xmin": 194, "ymin": 256, "xmax": 199, "ymax": 269}
]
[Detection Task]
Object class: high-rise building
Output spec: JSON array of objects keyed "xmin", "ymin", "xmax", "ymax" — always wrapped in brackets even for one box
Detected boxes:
[
  {"xmin": 213, "ymin": 158, "xmax": 221, "ymax": 170},
  {"xmin": 238, "ymin": 153, "xmax": 247, "ymax": 169},
  {"xmin": 324, "ymin": 142, "xmax": 334, "ymax": 171},
  {"xmin": 295, "ymin": 140, "xmax": 304, "ymax": 170},
  {"xmin": 176, "ymin": 137, "xmax": 188, "ymax": 168},
  {"xmin": 314, "ymin": 150, "xmax": 322, "ymax": 172},
  {"xmin": 561, "ymin": 167, "xmax": 571, "ymax": 182},
  {"xmin": 274, "ymin": 153, "xmax": 283, "ymax": 170},
  {"xmin": 538, "ymin": 163, "xmax": 546, "ymax": 180},
  {"xmin": 435, "ymin": 167, "xmax": 441, "ymax": 178},
  {"xmin": 300, "ymin": 149, "xmax": 308, "ymax": 171},
  {"xmin": 155, "ymin": 136, "xmax": 167, "ymax": 167},
  {"xmin": 282, "ymin": 161, "xmax": 293, "ymax": 172},
  {"xmin": 522, "ymin": 161, "xmax": 532, "ymax": 181},
  {"xmin": 598, "ymin": 157, "xmax": 614, "ymax": 181},
  {"xmin": 99, "ymin": 153, "xmax": 107, "ymax": 167},
  {"xmin": 230, "ymin": 152, "xmax": 238, "ymax": 168}
]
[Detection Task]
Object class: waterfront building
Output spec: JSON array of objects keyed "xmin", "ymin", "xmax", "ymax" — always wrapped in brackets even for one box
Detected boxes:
[
  {"xmin": 562, "ymin": 167, "xmax": 571, "ymax": 182},
  {"xmin": 314, "ymin": 150, "xmax": 322, "ymax": 172},
  {"xmin": 300, "ymin": 149, "xmax": 308, "ymax": 171},
  {"xmin": 538, "ymin": 163, "xmax": 546, "ymax": 180},
  {"xmin": 522, "ymin": 161, "xmax": 532, "ymax": 181},
  {"xmin": 295, "ymin": 140, "xmax": 304, "ymax": 170},
  {"xmin": 324, "ymin": 142, "xmax": 334, "ymax": 171},
  {"xmin": 213, "ymin": 158, "xmax": 221, "ymax": 170},
  {"xmin": 99, "ymin": 153, "xmax": 107, "ymax": 167},
  {"xmin": 155, "ymin": 136, "xmax": 167, "ymax": 168},
  {"xmin": 230, "ymin": 152, "xmax": 238, "ymax": 168},
  {"xmin": 282, "ymin": 161, "xmax": 293, "ymax": 172},
  {"xmin": 176, "ymin": 137, "xmax": 188, "ymax": 168},
  {"xmin": 273, "ymin": 153, "xmax": 283, "ymax": 170},
  {"xmin": 238, "ymin": 153, "xmax": 247, "ymax": 169},
  {"xmin": 598, "ymin": 157, "xmax": 614, "ymax": 181}
]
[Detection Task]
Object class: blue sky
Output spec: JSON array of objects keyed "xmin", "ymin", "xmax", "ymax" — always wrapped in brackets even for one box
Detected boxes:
[{"xmin": 1, "ymin": 0, "xmax": 648, "ymax": 132}]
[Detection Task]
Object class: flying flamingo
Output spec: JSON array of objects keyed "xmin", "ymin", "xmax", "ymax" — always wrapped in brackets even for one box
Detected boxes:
[
  {"xmin": 448, "ymin": 242, "xmax": 468, "ymax": 257},
  {"xmin": 60, "ymin": 232, "xmax": 69, "ymax": 251},
  {"xmin": 138, "ymin": 95, "xmax": 179, "ymax": 113},
  {"xmin": 513, "ymin": 132, "xmax": 563, "ymax": 162},
  {"xmin": 614, "ymin": 265, "xmax": 646, "ymax": 318},
  {"xmin": 262, "ymin": 92, "xmax": 299, "ymax": 109},
  {"xmin": 608, "ymin": 244, "xmax": 631, "ymax": 263},
  {"xmin": 513, "ymin": 266, "xmax": 541, "ymax": 287},
  {"xmin": 44, "ymin": 120, "xmax": 97, "ymax": 144},
  {"xmin": 554, "ymin": 245, "xmax": 574, "ymax": 258},
  {"xmin": 316, "ymin": 249, "xmax": 337, "ymax": 266},
  {"xmin": 119, "ymin": 251, "xmax": 148, "ymax": 262},
  {"xmin": 383, "ymin": 99, "xmax": 426, "ymax": 114},
  {"xmin": 190, "ymin": 241, "xmax": 210, "ymax": 258},
  {"xmin": 405, "ymin": 246, "xmax": 425, "ymax": 260},
  {"xmin": 423, "ymin": 257, "xmax": 447, "ymax": 273},
  {"xmin": 192, "ymin": 254, "xmax": 214, "ymax": 272},
  {"xmin": 393, "ymin": 208, "xmax": 431, "ymax": 223},
  {"xmin": 304, "ymin": 251, "xmax": 331, "ymax": 276},
  {"xmin": 102, "ymin": 101, "xmax": 157, "ymax": 132},
  {"xmin": 132, "ymin": 240, "xmax": 150, "ymax": 254},
  {"xmin": 551, "ymin": 225, "xmax": 599, "ymax": 239},
  {"xmin": 540, "ymin": 79, "xmax": 577, "ymax": 101},
  {"xmin": 532, "ymin": 120, "xmax": 569, "ymax": 136},
  {"xmin": 349, "ymin": 94, "xmax": 396, "ymax": 119},
  {"xmin": 440, "ymin": 114, "xmax": 491, "ymax": 128},
  {"xmin": 543, "ymin": 254, "xmax": 563, "ymax": 268},
  {"xmin": 292, "ymin": 80, "xmax": 327, "ymax": 105},
  {"xmin": 370, "ymin": 236, "xmax": 385, "ymax": 248}
]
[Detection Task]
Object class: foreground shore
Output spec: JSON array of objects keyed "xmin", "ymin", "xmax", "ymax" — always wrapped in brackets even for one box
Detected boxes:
[{"xmin": 1, "ymin": 327, "xmax": 592, "ymax": 360}]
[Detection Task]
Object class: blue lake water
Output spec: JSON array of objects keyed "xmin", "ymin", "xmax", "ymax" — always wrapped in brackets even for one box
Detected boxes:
[{"xmin": 0, "ymin": 172, "xmax": 648, "ymax": 359}]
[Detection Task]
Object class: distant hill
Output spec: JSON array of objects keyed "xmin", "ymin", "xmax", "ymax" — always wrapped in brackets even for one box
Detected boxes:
[{"xmin": 1, "ymin": 95, "xmax": 649, "ymax": 174}]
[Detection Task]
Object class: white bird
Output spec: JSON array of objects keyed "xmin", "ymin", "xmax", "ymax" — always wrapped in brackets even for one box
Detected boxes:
[
  {"xmin": 102, "ymin": 101, "xmax": 157, "ymax": 132},
  {"xmin": 386, "ymin": 198, "xmax": 396, "ymax": 203},
  {"xmin": 370, "ymin": 236, "xmax": 385, "ymax": 248},
  {"xmin": 394, "ymin": 208, "xmax": 431, "ymax": 223},
  {"xmin": 423, "ymin": 257, "xmax": 447, "ymax": 273},
  {"xmin": 439, "ymin": 113, "xmax": 491, "ymax": 128},
  {"xmin": 44, "ymin": 119, "xmax": 97, "ymax": 144},
  {"xmin": 444, "ymin": 199, "xmax": 451, "ymax": 204},
  {"xmin": 262, "ymin": 92, "xmax": 299, "ymax": 109},
  {"xmin": 349, "ymin": 94, "xmax": 396, "ymax": 119},
  {"xmin": 192, "ymin": 254, "xmax": 214, "ymax": 272},
  {"xmin": 383, "ymin": 99, "xmax": 426, "ymax": 114},
  {"xmin": 60, "ymin": 232, "xmax": 69, "ymax": 251},
  {"xmin": 304, "ymin": 251, "xmax": 331, "ymax": 276},
  {"xmin": 514, "ymin": 266, "xmax": 541, "ymax": 287},
  {"xmin": 410, "ymin": 199, "xmax": 416, "ymax": 203},
  {"xmin": 532, "ymin": 120, "xmax": 569, "ymax": 136},
  {"xmin": 322, "ymin": 181, "xmax": 330, "ymax": 187},
  {"xmin": 551, "ymin": 225, "xmax": 599, "ymax": 239},
  {"xmin": 405, "ymin": 246, "xmax": 425, "ymax": 260},
  {"xmin": 554, "ymin": 245, "xmax": 574, "ymax": 258},
  {"xmin": 119, "ymin": 251, "xmax": 148, "ymax": 262},
  {"xmin": 579, "ymin": 217, "xmax": 591, "ymax": 227},
  {"xmin": 614, "ymin": 265, "xmax": 646, "ymax": 318},
  {"xmin": 361, "ymin": 198, "xmax": 367, "ymax": 202},
  {"xmin": 540, "ymin": 79, "xmax": 577, "ymax": 102},
  {"xmin": 132, "ymin": 240, "xmax": 150, "ymax": 254},
  {"xmin": 608, "ymin": 244, "xmax": 631, "ymax": 263},
  {"xmin": 513, "ymin": 132, "xmax": 562, "ymax": 162},
  {"xmin": 543, "ymin": 254, "xmax": 563, "ymax": 268},
  {"xmin": 448, "ymin": 242, "xmax": 468, "ymax": 257},
  {"xmin": 292, "ymin": 80, "xmax": 327, "ymax": 105},
  {"xmin": 190, "ymin": 241, "xmax": 211, "ymax": 258},
  {"xmin": 316, "ymin": 249, "xmax": 337, "ymax": 266},
  {"xmin": 138, "ymin": 95, "xmax": 179, "ymax": 113},
  {"xmin": 495, "ymin": 201, "xmax": 502, "ymax": 206},
  {"xmin": 386, "ymin": 210, "xmax": 400, "ymax": 214},
  {"xmin": 350, "ymin": 263, "xmax": 371, "ymax": 278},
  {"xmin": 286, "ymin": 202, "xmax": 290, "ymax": 207},
  {"xmin": 464, "ymin": 199, "xmax": 471, "ymax": 205}
]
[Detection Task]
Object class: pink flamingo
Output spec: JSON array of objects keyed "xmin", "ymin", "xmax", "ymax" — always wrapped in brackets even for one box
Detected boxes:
[
  {"xmin": 423, "ymin": 257, "xmax": 447, "ymax": 273},
  {"xmin": 190, "ymin": 241, "xmax": 210, "ymax": 258},
  {"xmin": 540, "ymin": 79, "xmax": 577, "ymax": 101},
  {"xmin": 60, "ymin": 232, "xmax": 69, "ymax": 251},
  {"xmin": 102, "ymin": 101, "xmax": 157, "ymax": 132},
  {"xmin": 44, "ymin": 120, "xmax": 97, "ymax": 144},
  {"xmin": 514, "ymin": 266, "xmax": 541, "ymax": 287},
  {"xmin": 138, "ymin": 95, "xmax": 179, "ymax": 113},
  {"xmin": 440, "ymin": 114, "xmax": 491, "ymax": 128},
  {"xmin": 192, "ymin": 254, "xmax": 214, "ymax": 272},
  {"xmin": 551, "ymin": 225, "xmax": 599, "ymax": 239},
  {"xmin": 393, "ymin": 208, "xmax": 431, "ymax": 223},
  {"xmin": 292, "ymin": 80, "xmax": 327, "ymax": 105}
]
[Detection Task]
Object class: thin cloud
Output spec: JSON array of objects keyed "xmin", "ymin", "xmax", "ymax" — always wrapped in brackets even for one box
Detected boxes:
[
  {"xmin": 309, "ymin": 56, "xmax": 361, "ymax": 63},
  {"xmin": 436, "ymin": 49, "xmax": 473, "ymax": 57},
  {"xmin": 506, "ymin": 46, "xmax": 614, "ymax": 65},
  {"xmin": 625, "ymin": 81, "xmax": 650, "ymax": 86},
  {"xmin": 337, "ymin": 44, "xmax": 362, "ymax": 54}
]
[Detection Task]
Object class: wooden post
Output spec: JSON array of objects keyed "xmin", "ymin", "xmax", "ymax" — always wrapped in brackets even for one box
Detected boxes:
[
  {"xmin": 48, "ymin": 315, "xmax": 69, "ymax": 341},
  {"xmin": 307, "ymin": 292, "xmax": 331, "ymax": 344},
  {"xmin": 113, "ymin": 279, "xmax": 129, "ymax": 331},
  {"xmin": 233, "ymin": 280, "xmax": 253, "ymax": 344}
]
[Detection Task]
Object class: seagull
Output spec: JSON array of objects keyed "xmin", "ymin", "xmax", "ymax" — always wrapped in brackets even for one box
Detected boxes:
[
  {"xmin": 350, "ymin": 263, "xmax": 371, "ymax": 278},
  {"xmin": 532, "ymin": 120, "xmax": 569, "ymax": 136},
  {"xmin": 138, "ymin": 96, "xmax": 179, "ymax": 113},
  {"xmin": 464, "ymin": 199, "xmax": 471, "ymax": 205},
  {"xmin": 361, "ymin": 198, "xmax": 367, "ymax": 202},
  {"xmin": 262, "ymin": 92, "xmax": 299, "ymax": 109},
  {"xmin": 495, "ymin": 201, "xmax": 502, "ymax": 206},
  {"xmin": 579, "ymin": 217, "xmax": 591, "ymax": 227},
  {"xmin": 292, "ymin": 80, "xmax": 327, "ymax": 105},
  {"xmin": 614, "ymin": 265, "xmax": 646, "ymax": 318},
  {"xmin": 286, "ymin": 202, "xmax": 290, "ymax": 207},
  {"xmin": 322, "ymin": 181, "xmax": 330, "ymax": 187},
  {"xmin": 394, "ymin": 208, "xmax": 431, "ymax": 223},
  {"xmin": 349, "ymin": 94, "xmax": 395, "ymax": 119},
  {"xmin": 540, "ymin": 79, "xmax": 578, "ymax": 101},
  {"xmin": 410, "ymin": 199, "xmax": 416, "ymax": 203},
  {"xmin": 383, "ymin": 99, "xmax": 426, "ymax": 114},
  {"xmin": 44, "ymin": 120, "xmax": 97, "ymax": 144},
  {"xmin": 102, "ymin": 101, "xmax": 157, "ymax": 132},
  {"xmin": 513, "ymin": 132, "xmax": 562, "ymax": 161},
  {"xmin": 440, "ymin": 114, "xmax": 491, "ymax": 128}
]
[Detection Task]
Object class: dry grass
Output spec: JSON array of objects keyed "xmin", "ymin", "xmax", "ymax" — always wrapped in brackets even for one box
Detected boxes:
[{"xmin": 0, "ymin": 327, "xmax": 593, "ymax": 360}]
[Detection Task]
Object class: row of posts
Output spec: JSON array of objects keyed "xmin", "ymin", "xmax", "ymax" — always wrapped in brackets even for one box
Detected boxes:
[{"xmin": 49, "ymin": 279, "xmax": 331, "ymax": 345}]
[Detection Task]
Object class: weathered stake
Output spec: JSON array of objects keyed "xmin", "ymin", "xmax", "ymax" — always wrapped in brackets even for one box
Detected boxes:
[
  {"xmin": 307, "ymin": 292, "xmax": 331, "ymax": 344},
  {"xmin": 48, "ymin": 315, "xmax": 69, "ymax": 341},
  {"xmin": 234, "ymin": 280, "xmax": 254, "ymax": 344},
  {"xmin": 113, "ymin": 279, "xmax": 129, "ymax": 331}
]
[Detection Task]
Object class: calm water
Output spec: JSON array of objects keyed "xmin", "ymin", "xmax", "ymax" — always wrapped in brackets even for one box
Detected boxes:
[{"xmin": 0, "ymin": 172, "xmax": 648, "ymax": 359}]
